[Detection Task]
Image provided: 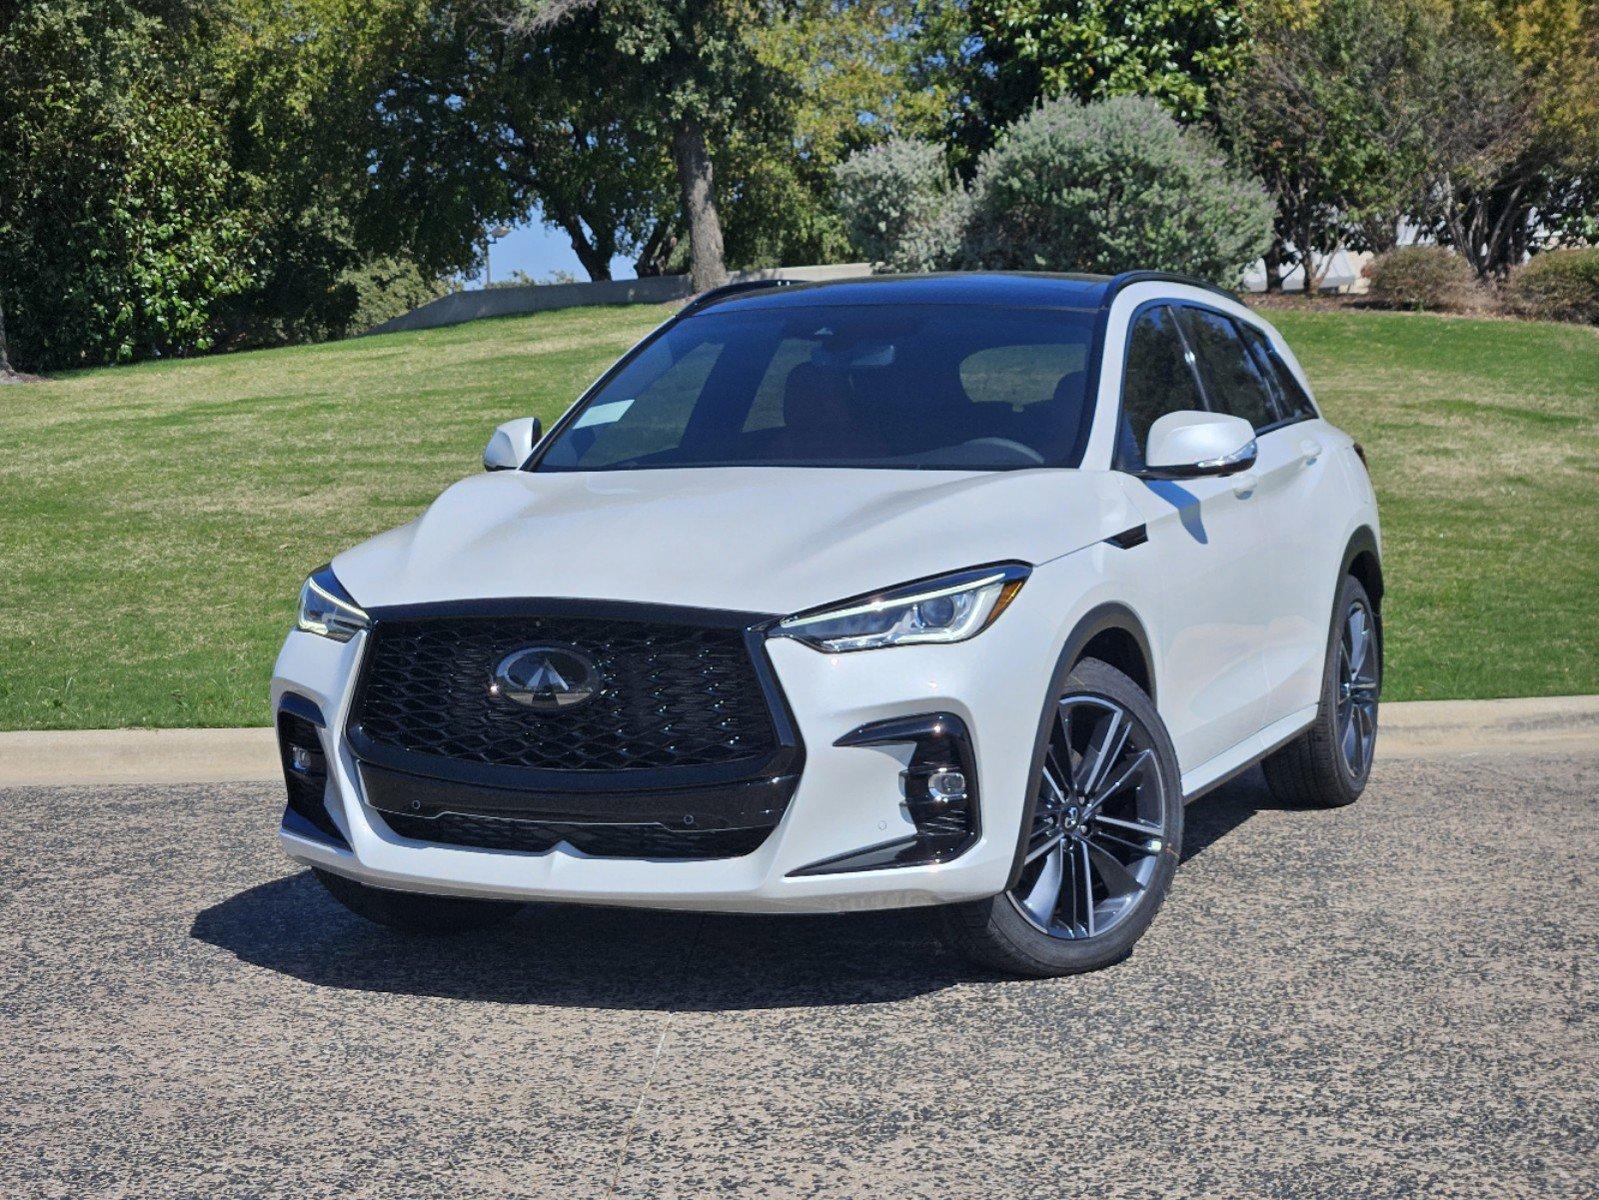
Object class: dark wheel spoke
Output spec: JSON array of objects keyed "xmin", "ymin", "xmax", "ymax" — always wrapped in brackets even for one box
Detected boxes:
[
  {"xmin": 1075, "ymin": 708, "xmax": 1130, "ymax": 799},
  {"xmin": 1008, "ymin": 693, "xmax": 1170, "ymax": 943},
  {"xmin": 1091, "ymin": 812, "xmax": 1162, "ymax": 838},
  {"xmin": 1346, "ymin": 608, "xmax": 1371, "ymax": 678},
  {"xmin": 1052, "ymin": 705, "xmax": 1080, "ymax": 799},
  {"xmin": 1333, "ymin": 597, "xmax": 1381, "ymax": 781},
  {"xmin": 1085, "ymin": 840, "xmax": 1142, "ymax": 900},
  {"xmin": 1021, "ymin": 844, "xmax": 1063, "ymax": 926},
  {"xmin": 1088, "ymin": 747, "xmax": 1153, "ymax": 812},
  {"xmin": 1025, "ymin": 827, "xmax": 1065, "ymax": 864},
  {"xmin": 1341, "ymin": 711, "xmax": 1360, "ymax": 768},
  {"xmin": 1087, "ymin": 827, "xmax": 1159, "ymax": 856}
]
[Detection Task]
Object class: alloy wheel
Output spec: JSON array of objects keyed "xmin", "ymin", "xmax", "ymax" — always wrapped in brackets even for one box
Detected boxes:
[
  {"xmin": 1336, "ymin": 599, "xmax": 1380, "ymax": 780},
  {"xmin": 1008, "ymin": 695, "xmax": 1170, "ymax": 941}
]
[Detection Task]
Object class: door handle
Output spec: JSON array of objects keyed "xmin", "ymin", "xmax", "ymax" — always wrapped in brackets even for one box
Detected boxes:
[
  {"xmin": 1232, "ymin": 472, "xmax": 1259, "ymax": 498},
  {"xmin": 1299, "ymin": 438, "xmax": 1323, "ymax": 466}
]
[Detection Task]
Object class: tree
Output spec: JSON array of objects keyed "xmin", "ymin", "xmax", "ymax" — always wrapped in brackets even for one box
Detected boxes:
[
  {"xmin": 363, "ymin": 1, "xmax": 679, "ymax": 283},
  {"xmin": 0, "ymin": 297, "xmax": 17, "ymax": 380},
  {"xmin": 1218, "ymin": 0, "xmax": 1430, "ymax": 292},
  {"xmin": 930, "ymin": 0, "xmax": 1252, "ymax": 167},
  {"xmin": 509, "ymin": 1, "xmax": 793, "ymax": 292},
  {"xmin": 963, "ymin": 95, "xmax": 1274, "ymax": 281},
  {"xmin": 0, "ymin": 0, "xmax": 255, "ymax": 371},
  {"xmin": 1417, "ymin": 0, "xmax": 1599, "ymax": 275}
]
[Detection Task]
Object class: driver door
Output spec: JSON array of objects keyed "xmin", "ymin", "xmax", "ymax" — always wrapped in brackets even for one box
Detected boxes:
[{"xmin": 1114, "ymin": 304, "xmax": 1273, "ymax": 777}]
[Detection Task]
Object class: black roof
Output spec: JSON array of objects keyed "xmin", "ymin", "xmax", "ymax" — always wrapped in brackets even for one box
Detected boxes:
[{"xmin": 684, "ymin": 270, "xmax": 1235, "ymax": 316}]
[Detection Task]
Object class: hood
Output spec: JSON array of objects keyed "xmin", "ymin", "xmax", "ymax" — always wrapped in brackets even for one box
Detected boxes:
[{"xmin": 333, "ymin": 467, "xmax": 1135, "ymax": 616}]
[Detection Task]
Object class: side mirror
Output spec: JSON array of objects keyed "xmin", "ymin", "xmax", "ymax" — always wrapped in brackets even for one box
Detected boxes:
[
  {"xmin": 1141, "ymin": 411, "xmax": 1257, "ymax": 479},
  {"xmin": 483, "ymin": 417, "xmax": 542, "ymax": 471}
]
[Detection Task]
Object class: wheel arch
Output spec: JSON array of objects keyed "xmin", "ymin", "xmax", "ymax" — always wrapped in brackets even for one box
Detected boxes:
[
  {"xmin": 1003, "ymin": 602, "xmax": 1157, "ymax": 889},
  {"xmin": 1341, "ymin": 525, "xmax": 1384, "ymax": 612}
]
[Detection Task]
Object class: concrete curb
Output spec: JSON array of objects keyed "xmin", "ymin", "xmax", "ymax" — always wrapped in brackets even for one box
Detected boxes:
[{"xmin": 0, "ymin": 695, "xmax": 1594, "ymax": 788}]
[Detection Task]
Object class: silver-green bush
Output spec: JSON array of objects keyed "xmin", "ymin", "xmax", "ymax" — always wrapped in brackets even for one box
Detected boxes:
[
  {"xmin": 963, "ymin": 96, "xmax": 1273, "ymax": 282},
  {"xmin": 832, "ymin": 139, "xmax": 968, "ymax": 273}
]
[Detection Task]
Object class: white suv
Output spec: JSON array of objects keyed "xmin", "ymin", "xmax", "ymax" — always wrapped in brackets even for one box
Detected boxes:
[{"xmin": 273, "ymin": 272, "xmax": 1382, "ymax": 977}]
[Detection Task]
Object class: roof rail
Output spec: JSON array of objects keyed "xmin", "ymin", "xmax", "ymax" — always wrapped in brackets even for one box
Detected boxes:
[
  {"xmin": 1102, "ymin": 270, "xmax": 1240, "ymax": 306},
  {"xmin": 680, "ymin": 277, "xmax": 804, "ymax": 315}
]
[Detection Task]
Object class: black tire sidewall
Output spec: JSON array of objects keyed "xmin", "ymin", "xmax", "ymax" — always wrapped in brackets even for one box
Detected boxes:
[{"xmin": 1321, "ymin": 575, "xmax": 1380, "ymax": 800}]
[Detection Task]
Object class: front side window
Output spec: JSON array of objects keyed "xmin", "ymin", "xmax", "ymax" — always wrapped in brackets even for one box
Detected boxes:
[
  {"xmin": 536, "ymin": 304, "xmax": 1099, "ymax": 472},
  {"xmin": 1177, "ymin": 308, "xmax": 1278, "ymax": 432},
  {"xmin": 1117, "ymin": 305, "xmax": 1205, "ymax": 469}
]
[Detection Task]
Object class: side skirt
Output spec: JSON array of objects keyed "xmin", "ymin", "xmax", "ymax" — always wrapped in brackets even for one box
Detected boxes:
[{"xmin": 1179, "ymin": 705, "xmax": 1319, "ymax": 803}]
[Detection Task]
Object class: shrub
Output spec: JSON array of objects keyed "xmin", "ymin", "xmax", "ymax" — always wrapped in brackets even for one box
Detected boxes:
[
  {"xmin": 962, "ymin": 95, "xmax": 1273, "ymax": 282},
  {"xmin": 1366, "ymin": 247, "xmax": 1483, "ymax": 312},
  {"xmin": 832, "ymin": 139, "xmax": 969, "ymax": 273},
  {"xmin": 1506, "ymin": 249, "xmax": 1599, "ymax": 325}
]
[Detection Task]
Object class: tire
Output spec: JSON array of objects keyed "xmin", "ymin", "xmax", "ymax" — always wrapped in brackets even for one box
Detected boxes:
[
  {"xmin": 1261, "ymin": 575, "xmax": 1381, "ymax": 809},
  {"xmin": 313, "ymin": 867, "xmax": 524, "ymax": 935},
  {"xmin": 934, "ymin": 657, "xmax": 1183, "ymax": 978}
]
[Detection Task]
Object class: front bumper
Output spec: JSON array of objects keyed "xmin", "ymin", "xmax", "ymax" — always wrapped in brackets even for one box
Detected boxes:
[{"xmin": 271, "ymin": 587, "xmax": 1068, "ymax": 915}]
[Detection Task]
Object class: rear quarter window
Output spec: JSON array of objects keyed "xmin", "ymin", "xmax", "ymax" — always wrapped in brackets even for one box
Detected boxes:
[{"xmin": 1241, "ymin": 324, "xmax": 1317, "ymax": 423}]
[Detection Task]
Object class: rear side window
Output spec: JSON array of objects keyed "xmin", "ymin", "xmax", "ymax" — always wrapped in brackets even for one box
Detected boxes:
[
  {"xmin": 1241, "ymin": 324, "xmax": 1317, "ymax": 422},
  {"xmin": 1178, "ymin": 308, "xmax": 1277, "ymax": 432},
  {"xmin": 1119, "ymin": 305, "xmax": 1205, "ymax": 468}
]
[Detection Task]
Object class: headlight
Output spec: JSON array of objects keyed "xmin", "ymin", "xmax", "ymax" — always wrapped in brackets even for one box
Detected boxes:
[
  {"xmin": 295, "ymin": 564, "xmax": 368, "ymax": 642},
  {"xmin": 772, "ymin": 564, "xmax": 1029, "ymax": 653}
]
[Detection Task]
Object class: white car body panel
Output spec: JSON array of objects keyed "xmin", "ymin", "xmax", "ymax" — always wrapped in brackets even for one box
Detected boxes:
[
  {"xmin": 331, "ymin": 466, "xmax": 1140, "ymax": 616},
  {"xmin": 273, "ymin": 274, "xmax": 1381, "ymax": 914}
]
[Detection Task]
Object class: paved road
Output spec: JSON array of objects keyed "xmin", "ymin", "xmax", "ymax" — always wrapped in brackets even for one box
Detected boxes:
[{"xmin": 3, "ymin": 751, "xmax": 1595, "ymax": 1199}]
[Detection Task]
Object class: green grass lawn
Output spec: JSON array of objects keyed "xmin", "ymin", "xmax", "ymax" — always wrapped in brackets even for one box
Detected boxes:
[{"xmin": 0, "ymin": 303, "xmax": 1594, "ymax": 729}]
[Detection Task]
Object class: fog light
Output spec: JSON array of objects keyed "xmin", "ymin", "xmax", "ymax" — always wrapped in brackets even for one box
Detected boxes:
[
  {"xmin": 844, "ymin": 712, "xmax": 978, "ymax": 852},
  {"xmin": 277, "ymin": 706, "xmax": 346, "ymax": 848},
  {"xmin": 925, "ymin": 768, "xmax": 967, "ymax": 803}
]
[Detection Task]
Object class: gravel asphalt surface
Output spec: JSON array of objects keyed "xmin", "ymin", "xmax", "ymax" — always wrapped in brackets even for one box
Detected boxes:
[{"xmin": 3, "ymin": 749, "xmax": 1595, "ymax": 1199}]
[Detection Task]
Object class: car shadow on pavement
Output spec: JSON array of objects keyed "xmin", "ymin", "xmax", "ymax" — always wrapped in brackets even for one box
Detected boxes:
[
  {"xmin": 191, "ymin": 771, "xmax": 1280, "ymax": 1010},
  {"xmin": 1181, "ymin": 766, "xmax": 1297, "ymax": 864},
  {"xmin": 191, "ymin": 872, "xmax": 984, "ymax": 1010}
]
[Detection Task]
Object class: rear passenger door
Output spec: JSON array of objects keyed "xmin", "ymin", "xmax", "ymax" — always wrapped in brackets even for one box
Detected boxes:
[
  {"xmin": 1176, "ymin": 307, "xmax": 1343, "ymax": 726},
  {"xmin": 1115, "ymin": 305, "xmax": 1272, "ymax": 775}
]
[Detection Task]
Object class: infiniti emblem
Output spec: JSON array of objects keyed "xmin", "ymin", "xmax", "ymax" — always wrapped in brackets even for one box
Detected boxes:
[{"xmin": 490, "ymin": 644, "xmax": 601, "ymax": 712}]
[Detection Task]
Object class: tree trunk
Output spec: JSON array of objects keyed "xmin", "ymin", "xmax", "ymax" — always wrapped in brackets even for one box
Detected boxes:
[
  {"xmin": 670, "ymin": 115, "xmax": 728, "ymax": 292},
  {"xmin": 1263, "ymin": 238, "xmax": 1286, "ymax": 294},
  {"xmin": 555, "ymin": 216, "xmax": 613, "ymax": 282},
  {"xmin": 0, "ymin": 296, "xmax": 12, "ymax": 376},
  {"xmin": 634, "ymin": 217, "xmax": 679, "ymax": 277}
]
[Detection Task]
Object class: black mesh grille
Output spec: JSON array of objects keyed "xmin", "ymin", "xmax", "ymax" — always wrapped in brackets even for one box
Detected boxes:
[
  {"xmin": 350, "ymin": 613, "xmax": 778, "ymax": 772},
  {"xmin": 381, "ymin": 811, "xmax": 770, "ymax": 859}
]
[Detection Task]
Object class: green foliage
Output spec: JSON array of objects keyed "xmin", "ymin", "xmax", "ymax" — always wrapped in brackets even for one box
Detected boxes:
[
  {"xmin": 1366, "ymin": 247, "xmax": 1484, "ymax": 312},
  {"xmin": 0, "ymin": 0, "xmax": 470, "ymax": 370},
  {"xmin": 832, "ymin": 140, "xmax": 968, "ymax": 272},
  {"xmin": 963, "ymin": 96, "xmax": 1273, "ymax": 281},
  {"xmin": 1217, "ymin": 0, "xmax": 1434, "ymax": 288},
  {"xmin": 207, "ymin": 0, "xmax": 452, "ymax": 344},
  {"xmin": 339, "ymin": 259, "xmax": 457, "ymax": 331},
  {"xmin": 934, "ymin": 0, "xmax": 1251, "ymax": 163},
  {"xmin": 0, "ymin": 1, "xmax": 254, "ymax": 370},
  {"xmin": 1507, "ymin": 248, "xmax": 1599, "ymax": 324}
]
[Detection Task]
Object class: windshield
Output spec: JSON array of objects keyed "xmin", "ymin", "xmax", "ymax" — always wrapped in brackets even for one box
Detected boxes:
[{"xmin": 535, "ymin": 304, "xmax": 1099, "ymax": 472}]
